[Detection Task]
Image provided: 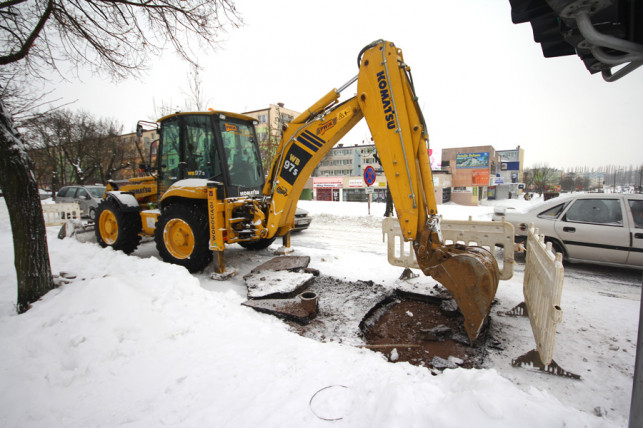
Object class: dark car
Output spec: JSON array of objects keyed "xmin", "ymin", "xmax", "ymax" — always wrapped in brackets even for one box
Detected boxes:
[{"xmin": 55, "ymin": 185, "xmax": 106, "ymax": 220}]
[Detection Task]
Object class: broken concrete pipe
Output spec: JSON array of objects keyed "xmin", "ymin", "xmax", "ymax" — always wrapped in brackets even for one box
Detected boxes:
[{"xmin": 299, "ymin": 292, "xmax": 318, "ymax": 317}]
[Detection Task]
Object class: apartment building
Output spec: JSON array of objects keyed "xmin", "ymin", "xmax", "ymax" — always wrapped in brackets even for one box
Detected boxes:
[
  {"xmin": 313, "ymin": 144, "xmax": 380, "ymax": 177},
  {"xmin": 116, "ymin": 129, "xmax": 159, "ymax": 180},
  {"xmin": 243, "ymin": 103, "xmax": 299, "ymax": 171}
]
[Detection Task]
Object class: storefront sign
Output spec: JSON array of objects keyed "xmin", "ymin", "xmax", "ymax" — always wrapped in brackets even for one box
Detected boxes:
[
  {"xmin": 471, "ymin": 170, "xmax": 489, "ymax": 185},
  {"xmin": 313, "ymin": 177, "xmax": 342, "ymax": 188},
  {"xmin": 314, "ymin": 183, "xmax": 342, "ymax": 188},
  {"xmin": 452, "ymin": 186, "xmax": 473, "ymax": 193}
]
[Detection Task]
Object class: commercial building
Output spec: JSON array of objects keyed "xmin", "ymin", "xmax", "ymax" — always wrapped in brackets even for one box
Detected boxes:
[
  {"xmin": 307, "ymin": 143, "xmax": 452, "ymax": 205},
  {"xmin": 311, "ymin": 144, "xmax": 387, "ymax": 202},
  {"xmin": 440, "ymin": 145, "xmax": 525, "ymax": 205}
]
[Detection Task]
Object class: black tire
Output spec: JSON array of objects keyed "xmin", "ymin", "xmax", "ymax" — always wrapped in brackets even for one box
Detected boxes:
[
  {"xmin": 94, "ymin": 198, "xmax": 141, "ymax": 254},
  {"xmin": 238, "ymin": 237, "xmax": 276, "ymax": 251},
  {"xmin": 89, "ymin": 207, "xmax": 96, "ymax": 221},
  {"xmin": 545, "ymin": 237, "xmax": 567, "ymax": 261},
  {"xmin": 155, "ymin": 203, "xmax": 212, "ymax": 273}
]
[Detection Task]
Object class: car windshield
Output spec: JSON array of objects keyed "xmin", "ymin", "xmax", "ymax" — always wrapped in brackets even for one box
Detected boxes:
[{"xmin": 87, "ymin": 187, "xmax": 106, "ymax": 198}]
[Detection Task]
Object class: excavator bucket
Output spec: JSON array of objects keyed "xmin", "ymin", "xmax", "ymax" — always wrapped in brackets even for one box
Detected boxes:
[
  {"xmin": 383, "ymin": 217, "xmax": 511, "ymax": 342},
  {"xmin": 409, "ymin": 218, "xmax": 501, "ymax": 342},
  {"xmin": 355, "ymin": 40, "xmax": 501, "ymax": 342},
  {"xmin": 425, "ymin": 245, "xmax": 499, "ymax": 342}
]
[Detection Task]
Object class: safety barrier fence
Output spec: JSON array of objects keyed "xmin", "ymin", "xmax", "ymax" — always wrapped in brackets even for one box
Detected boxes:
[{"xmin": 42, "ymin": 203, "xmax": 82, "ymax": 227}]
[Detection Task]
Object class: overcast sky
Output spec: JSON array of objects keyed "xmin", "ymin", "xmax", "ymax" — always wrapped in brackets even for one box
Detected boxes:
[{"xmin": 51, "ymin": 0, "xmax": 643, "ymax": 170}]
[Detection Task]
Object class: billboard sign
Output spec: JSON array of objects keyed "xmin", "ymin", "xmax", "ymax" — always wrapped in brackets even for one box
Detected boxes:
[
  {"xmin": 498, "ymin": 150, "xmax": 519, "ymax": 162},
  {"xmin": 456, "ymin": 152, "xmax": 489, "ymax": 169}
]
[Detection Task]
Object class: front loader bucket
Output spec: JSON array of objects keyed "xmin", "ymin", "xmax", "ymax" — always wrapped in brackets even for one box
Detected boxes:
[{"xmin": 426, "ymin": 245, "xmax": 499, "ymax": 342}]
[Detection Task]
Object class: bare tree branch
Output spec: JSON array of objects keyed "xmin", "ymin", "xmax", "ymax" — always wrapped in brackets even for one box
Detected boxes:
[
  {"xmin": 1, "ymin": 0, "xmax": 242, "ymax": 80},
  {"xmin": 0, "ymin": 0, "xmax": 242, "ymax": 313},
  {"xmin": 0, "ymin": 0, "xmax": 53, "ymax": 65}
]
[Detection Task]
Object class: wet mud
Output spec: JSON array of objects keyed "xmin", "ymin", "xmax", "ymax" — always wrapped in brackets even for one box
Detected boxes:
[{"xmin": 284, "ymin": 276, "xmax": 491, "ymax": 371}]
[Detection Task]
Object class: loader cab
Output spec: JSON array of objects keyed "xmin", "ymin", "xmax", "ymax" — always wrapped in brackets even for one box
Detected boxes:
[{"xmin": 156, "ymin": 112, "xmax": 265, "ymax": 198}]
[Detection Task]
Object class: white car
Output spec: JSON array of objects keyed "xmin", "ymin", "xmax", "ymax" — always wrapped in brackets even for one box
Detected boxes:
[
  {"xmin": 493, "ymin": 193, "xmax": 643, "ymax": 270},
  {"xmin": 55, "ymin": 185, "xmax": 106, "ymax": 221}
]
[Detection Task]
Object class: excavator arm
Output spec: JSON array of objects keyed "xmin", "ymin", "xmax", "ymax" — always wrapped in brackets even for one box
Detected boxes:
[
  {"xmin": 263, "ymin": 40, "xmax": 500, "ymax": 341},
  {"xmin": 262, "ymin": 93, "xmax": 364, "ymax": 238},
  {"xmin": 263, "ymin": 40, "xmax": 435, "ymax": 240}
]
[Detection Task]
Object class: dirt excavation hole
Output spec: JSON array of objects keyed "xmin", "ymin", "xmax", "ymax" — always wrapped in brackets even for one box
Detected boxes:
[
  {"xmin": 360, "ymin": 294, "xmax": 489, "ymax": 370},
  {"xmin": 283, "ymin": 275, "xmax": 491, "ymax": 372}
]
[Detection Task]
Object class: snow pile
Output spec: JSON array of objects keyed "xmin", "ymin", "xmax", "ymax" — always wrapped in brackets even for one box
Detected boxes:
[{"xmin": 0, "ymin": 197, "xmax": 634, "ymax": 427}]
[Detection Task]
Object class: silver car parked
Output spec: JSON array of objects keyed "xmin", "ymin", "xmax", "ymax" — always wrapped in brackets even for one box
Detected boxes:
[
  {"xmin": 493, "ymin": 193, "xmax": 643, "ymax": 270},
  {"xmin": 55, "ymin": 185, "xmax": 106, "ymax": 221},
  {"xmin": 293, "ymin": 207, "xmax": 312, "ymax": 231}
]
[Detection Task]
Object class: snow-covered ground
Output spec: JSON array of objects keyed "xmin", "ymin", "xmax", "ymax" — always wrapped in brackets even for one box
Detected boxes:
[{"xmin": 0, "ymin": 195, "xmax": 641, "ymax": 427}]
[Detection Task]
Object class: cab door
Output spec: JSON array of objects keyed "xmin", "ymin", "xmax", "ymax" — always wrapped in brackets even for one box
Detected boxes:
[
  {"xmin": 158, "ymin": 117, "xmax": 181, "ymax": 194},
  {"xmin": 183, "ymin": 115, "xmax": 223, "ymax": 181},
  {"xmin": 626, "ymin": 199, "xmax": 643, "ymax": 267},
  {"xmin": 217, "ymin": 118, "xmax": 264, "ymax": 196},
  {"xmin": 554, "ymin": 197, "xmax": 629, "ymax": 264}
]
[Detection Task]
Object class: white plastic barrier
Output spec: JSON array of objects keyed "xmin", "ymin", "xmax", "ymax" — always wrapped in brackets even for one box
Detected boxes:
[
  {"xmin": 42, "ymin": 203, "xmax": 82, "ymax": 226},
  {"xmin": 523, "ymin": 224, "xmax": 565, "ymax": 365},
  {"xmin": 382, "ymin": 217, "xmax": 515, "ymax": 280},
  {"xmin": 382, "ymin": 217, "xmax": 419, "ymax": 269},
  {"xmin": 382, "ymin": 216, "xmax": 565, "ymax": 366}
]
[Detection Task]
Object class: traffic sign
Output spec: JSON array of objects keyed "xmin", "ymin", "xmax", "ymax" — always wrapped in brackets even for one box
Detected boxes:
[{"xmin": 363, "ymin": 166, "xmax": 376, "ymax": 186}]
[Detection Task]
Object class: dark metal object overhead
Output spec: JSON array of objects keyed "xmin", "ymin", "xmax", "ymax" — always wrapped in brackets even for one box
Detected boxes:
[{"xmin": 509, "ymin": 0, "xmax": 643, "ymax": 80}]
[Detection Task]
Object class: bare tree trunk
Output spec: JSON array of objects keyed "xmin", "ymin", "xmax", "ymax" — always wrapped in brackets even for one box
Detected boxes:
[
  {"xmin": 0, "ymin": 98, "xmax": 53, "ymax": 313},
  {"xmin": 384, "ymin": 184, "xmax": 394, "ymax": 217}
]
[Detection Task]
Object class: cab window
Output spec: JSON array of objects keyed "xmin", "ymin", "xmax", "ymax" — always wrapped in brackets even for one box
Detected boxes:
[
  {"xmin": 221, "ymin": 120, "xmax": 263, "ymax": 188},
  {"xmin": 184, "ymin": 115, "xmax": 222, "ymax": 179},
  {"xmin": 160, "ymin": 118, "xmax": 180, "ymax": 182}
]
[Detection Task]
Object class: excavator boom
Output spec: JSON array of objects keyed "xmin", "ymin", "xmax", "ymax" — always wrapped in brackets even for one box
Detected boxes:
[{"xmin": 264, "ymin": 40, "xmax": 500, "ymax": 341}]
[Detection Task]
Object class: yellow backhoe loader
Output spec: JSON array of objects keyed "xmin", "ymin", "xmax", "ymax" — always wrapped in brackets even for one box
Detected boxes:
[{"xmin": 95, "ymin": 40, "xmax": 500, "ymax": 341}]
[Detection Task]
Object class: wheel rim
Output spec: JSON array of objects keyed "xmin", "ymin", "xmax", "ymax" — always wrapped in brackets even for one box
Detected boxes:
[
  {"xmin": 99, "ymin": 210, "xmax": 118, "ymax": 245},
  {"xmin": 163, "ymin": 218, "xmax": 195, "ymax": 260}
]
